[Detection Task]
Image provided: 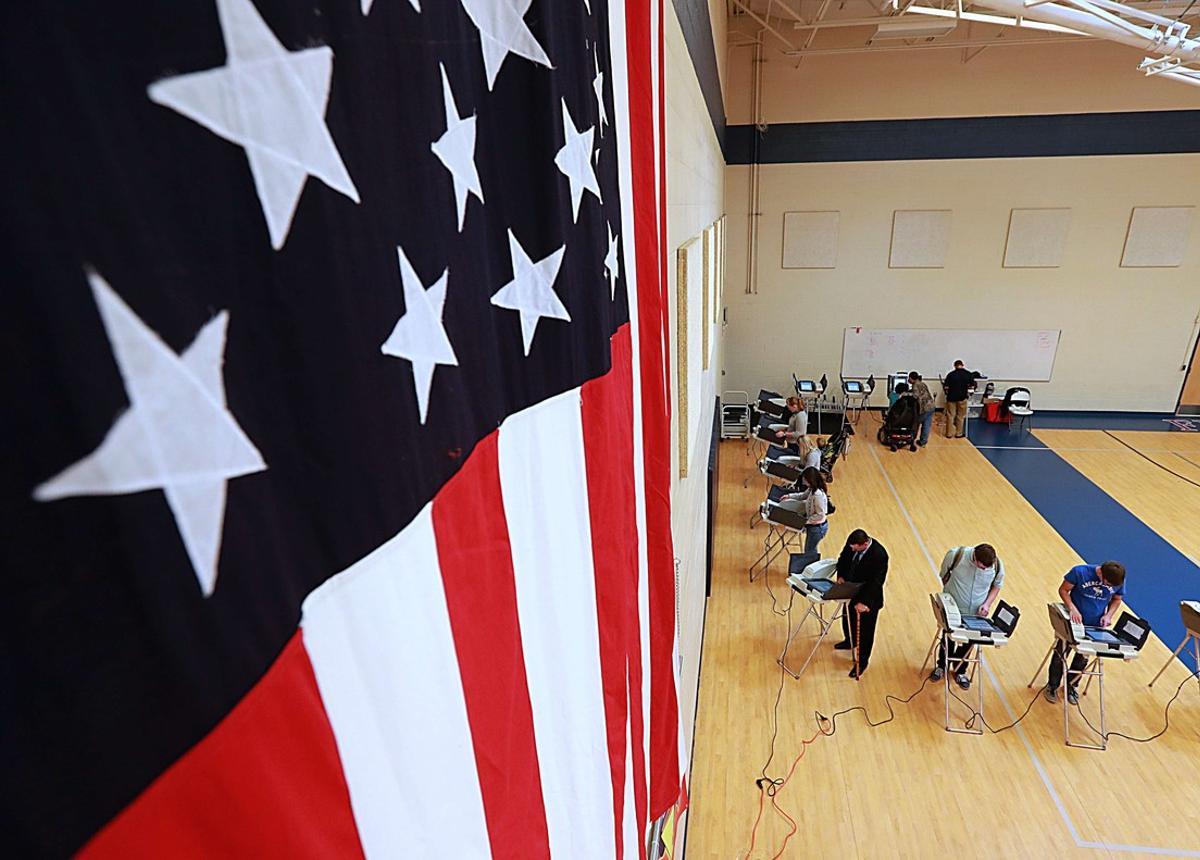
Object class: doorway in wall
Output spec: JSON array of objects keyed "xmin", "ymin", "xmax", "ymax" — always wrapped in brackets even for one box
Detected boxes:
[{"xmin": 1179, "ymin": 333, "xmax": 1200, "ymax": 416}]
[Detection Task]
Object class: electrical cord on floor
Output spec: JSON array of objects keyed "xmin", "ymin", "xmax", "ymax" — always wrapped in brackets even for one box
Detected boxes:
[
  {"xmin": 1072, "ymin": 670, "xmax": 1199, "ymax": 744},
  {"xmin": 744, "ymin": 601, "xmax": 813, "ymax": 860},
  {"xmin": 812, "ymin": 676, "xmax": 932, "ymax": 737},
  {"xmin": 757, "ymin": 604, "xmax": 795, "ymax": 783},
  {"xmin": 1102, "ymin": 430, "xmax": 1200, "ymax": 489},
  {"xmin": 941, "ymin": 681, "xmax": 1044, "ymax": 734},
  {"xmin": 761, "ymin": 564, "xmax": 795, "ymax": 617},
  {"xmin": 942, "ymin": 670, "xmax": 1200, "ymax": 741}
]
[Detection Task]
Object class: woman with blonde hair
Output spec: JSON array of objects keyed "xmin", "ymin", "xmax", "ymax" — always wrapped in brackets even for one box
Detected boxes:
[
  {"xmin": 797, "ymin": 435, "xmax": 822, "ymax": 472},
  {"xmin": 775, "ymin": 396, "xmax": 808, "ymax": 451}
]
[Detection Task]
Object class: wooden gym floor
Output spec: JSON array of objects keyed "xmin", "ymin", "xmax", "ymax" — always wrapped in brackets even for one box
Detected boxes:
[{"xmin": 686, "ymin": 414, "xmax": 1200, "ymax": 859}]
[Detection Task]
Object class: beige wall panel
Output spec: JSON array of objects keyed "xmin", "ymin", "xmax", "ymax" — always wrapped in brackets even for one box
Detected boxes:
[{"xmin": 723, "ymin": 156, "xmax": 1200, "ymax": 411}]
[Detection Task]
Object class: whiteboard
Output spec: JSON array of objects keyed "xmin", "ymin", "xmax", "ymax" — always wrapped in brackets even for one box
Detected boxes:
[{"xmin": 841, "ymin": 328, "xmax": 1061, "ymax": 381}]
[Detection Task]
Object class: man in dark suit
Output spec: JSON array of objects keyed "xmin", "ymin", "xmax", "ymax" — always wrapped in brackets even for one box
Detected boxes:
[{"xmin": 834, "ymin": 528, "xmax": 889, "ymax": 679}]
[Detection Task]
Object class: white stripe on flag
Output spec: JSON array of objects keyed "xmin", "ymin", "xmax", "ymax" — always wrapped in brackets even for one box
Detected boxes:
[
  {"xmin": 300, "ymin": 505, "xmax": 491, "ymax": 859},
  {"xmin": 622, "ymin": 666, "xmax": 640, "ymax": 860},
  {"xmin": 498, "ymin": 389, "xmax": 615, "ymax": 859},
  {"xmin": 606, "ymin": 0, "xmax": 653, "ymax": 820}
]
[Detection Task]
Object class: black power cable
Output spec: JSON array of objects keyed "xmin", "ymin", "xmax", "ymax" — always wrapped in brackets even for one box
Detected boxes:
[
  {"xmin": 1102, "ymin": 430, "xmax": 1200, "ymax": 489},
  {"xmin": 943, "ymin": 681, "xmax": 1044, "ymax": 734},
  {"xmin": 942, "ymin": 671, "xmax": 1199, "ymax": 741},
  {"xmin": 813, "ymin": 676, "xmax": 932, "ymax": 737},
  {"xmin": 1072, "ymin": 670, "xmax": 1199, "ymax": 744}
]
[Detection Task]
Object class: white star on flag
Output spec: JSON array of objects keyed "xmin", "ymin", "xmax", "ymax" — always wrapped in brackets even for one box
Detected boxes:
[
  {"xmin": 148, "ymin": 0, "xmax": 360, "ymax": 250},
  {"xmin": 490, "ymin": 230, "xmax": 570, "ymax": 356},
  {"xmin": 431, "ymin": 64, "xmax": 483, "ymax": 233},
  {"xmin": 459, "ymin": 0, "xmax": 552, "ymax": 90},
  {"xmin": 361, "ymin": 0, "xmax": 420, "ymax": 13},
  {"xmin": 380, "ymin": 246, "xmax": 457, "ymax": 424},
  {"xmin": 593, "ymin": 46, "xmax": 608, "ymax": 137},
  {"xmin": 555, "ymin": 99, "xmax": 601, "ymax": 224},
  {"xmin": 604, "ymin": 224, "xmax": 619, "ymax": 299},
  {"xmin": 34, "ymin": 271, "xmax": 267, "ymax": 597}
]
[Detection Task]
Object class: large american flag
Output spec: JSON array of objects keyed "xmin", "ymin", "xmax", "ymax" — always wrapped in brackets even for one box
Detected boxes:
[{"xmin": 1, "ymin": 1, "xmax": 684, "ymax": 856}]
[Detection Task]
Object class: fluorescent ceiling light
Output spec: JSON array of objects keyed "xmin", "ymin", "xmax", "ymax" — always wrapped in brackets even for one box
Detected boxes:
[
  {"xmin": 873, "ymin": 18, "xmax": 959, "ymax": 38},
  {"xmin": 906, "ymin": 5, "xmax": 1089, "ymax": 35}
]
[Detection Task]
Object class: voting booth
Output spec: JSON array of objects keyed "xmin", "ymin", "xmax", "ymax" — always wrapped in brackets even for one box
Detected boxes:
[
  {"xmin": 778, "ymin": 558, "xmax": 862, "ymax": 680},
  {"xmin": 919, "ymin": 594, "xmax": 1021, "ymax": 734},
  {"xmin": 1028, "ymin": 603, "xmax": 1151, "ymax": 749},
  {"xmin": 1148, "ymin": 600, "xmax": 1200, "ymax": 689}
]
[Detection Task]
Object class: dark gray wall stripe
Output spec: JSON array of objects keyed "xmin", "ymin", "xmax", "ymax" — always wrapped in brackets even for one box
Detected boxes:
[
  {"xmin": 671, "ymin": 0, "xmax": 727, "ymax": 154},
  {"xmin": 725, "ymin": 110, "xmax": 1200, "ymax": 164}
]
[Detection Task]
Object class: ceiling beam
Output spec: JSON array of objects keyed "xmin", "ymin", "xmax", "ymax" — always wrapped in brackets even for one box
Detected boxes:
[
  {"xmin": 729, "ymin": 0, "xmax": 799, "ymax": 49},
  {"xmin": 782, "ymin": 33, "xmax": 1086, "ymax": 53}
]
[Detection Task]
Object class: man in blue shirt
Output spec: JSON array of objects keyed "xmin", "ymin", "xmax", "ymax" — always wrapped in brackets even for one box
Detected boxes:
[{"xmin": 1043, "ymin": 561, "xmax": 1127, "ymax": 704}]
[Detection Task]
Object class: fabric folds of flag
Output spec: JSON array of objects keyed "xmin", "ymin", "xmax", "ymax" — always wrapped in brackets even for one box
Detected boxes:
[{"xmin": 7, "ymin": 0, "xmax": 686, "ymax": 856}]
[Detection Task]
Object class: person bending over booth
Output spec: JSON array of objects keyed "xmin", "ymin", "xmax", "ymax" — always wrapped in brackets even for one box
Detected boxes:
[
  {"xmin": 930, "ymin": 543, "xmax": 1005, "ymax": 690},
  {"xmin": 834, "ymin": 528, "xmax": 889, "ymax": 679},
  {"xmin": 775, "ymin": 396, "xmax": 808, "ymax": 450},
  {"xmin": 798, "ymin": 435, "xmax": 822, "ymax": 472},
  {"xmin": 779, "ymin": 467, "xmax": 830, "ymax": 555},
  {"xmin": 1043, "ymin": 561, "xmax": 1127, "ymax": 705}
]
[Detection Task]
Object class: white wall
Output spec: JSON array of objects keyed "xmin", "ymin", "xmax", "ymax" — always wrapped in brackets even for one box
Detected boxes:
[
  {"xmin": 725, "ymin": 25, "xmax": 1200, "ymax": 123},
  {"xmin": 724, "ymin": 156, "xmax": 1200, "ymax": 410},
  {"xmin": 664, "ymin": 0, "xmax": 725, "ymax": 810},
  {"xmin": 721, "ymin": 19, "xmax": 1200, "ymax": 412}
]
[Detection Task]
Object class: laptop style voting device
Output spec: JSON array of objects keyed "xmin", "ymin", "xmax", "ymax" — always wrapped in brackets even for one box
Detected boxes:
[
  {"xmin": 756, "ymin": 415, "xmax": 786, "ymax": 443},
  {"xmin": 757, "ymin": 390, "xmax": 788, "ymax": 418},
  {"xmin": 1087, "ymin": 612, "xmax": 1151, "ymax": 651},
  {"xmin": 801, "ymin": 578, "xmax": 861, "ymax": 601},
  {"xmin": 844, "ymin": 380, "xmax": 864, "ymax": 393},
  {"xmin": 961, "ymin": 600, "xmax": 1020, "ymax": 636}
]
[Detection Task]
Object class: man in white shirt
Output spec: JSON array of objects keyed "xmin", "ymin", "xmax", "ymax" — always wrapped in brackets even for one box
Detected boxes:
[{"xmin": 930, "ymin": 543, "xmax": 1005, "ymax": 690}]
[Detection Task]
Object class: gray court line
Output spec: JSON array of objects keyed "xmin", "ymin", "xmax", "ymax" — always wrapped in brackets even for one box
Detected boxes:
[
  {"xmin": 865, "ymin": 444, "xmax": 1083, "ymax": 845},
  {"xmin": 868, "ymin": 443, "xmax": 1200, "ymax": 857},
  {"xmin": 1076, "ymin": 841, "xmax": 1200, "ymax": 858},
  {"xmin": 950, "ymin": 446, "xmax": 1118, "ymax": 452}
]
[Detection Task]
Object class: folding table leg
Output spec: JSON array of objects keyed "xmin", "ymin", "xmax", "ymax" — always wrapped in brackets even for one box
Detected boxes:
[
  {"xmin": 1148, "ymin": 633, "xmax": 1193, "ymax": 687},
  {"xmin": 1027, "ymin": 642, "xmax": 1056, "ymax": 688}
]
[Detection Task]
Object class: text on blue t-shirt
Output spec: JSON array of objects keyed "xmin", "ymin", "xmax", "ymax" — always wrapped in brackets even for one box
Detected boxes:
[{"xmin": 1065, "ymin": 564, "xmax": 1125, "ymax": 626}]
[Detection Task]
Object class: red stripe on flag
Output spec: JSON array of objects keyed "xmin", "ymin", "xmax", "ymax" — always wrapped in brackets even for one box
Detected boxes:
[
  {"xmin": 624, "ymin": 0, "xmax": 681, "ymax": 824},
  {"xmin": 581, "ymin": 324, "xmax": 640, "ymax": 858},
  {"xmin": 80, "ymin": 635, "xmax": 363, "ymax": 860},
  {"xmin": 432, "ymin": 434, "xmax": 551, "ymax": 860},
  {"xmin": 657, "ymin": 0, "xmax": 671, "ymax": 418}
]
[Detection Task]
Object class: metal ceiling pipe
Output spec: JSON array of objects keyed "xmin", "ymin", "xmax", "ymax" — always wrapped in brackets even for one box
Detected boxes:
[
  {"xmin": 1161, "ymin": 69, "xmax": 1200, "ymax": 86},
  {"xmin": 967, "ymin": 0, "xmax": 1200, "ymax": 62}
]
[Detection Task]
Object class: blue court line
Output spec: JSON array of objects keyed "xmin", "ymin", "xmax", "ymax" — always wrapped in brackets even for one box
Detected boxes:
[
  {"xmin": 1017, "ymin": 411, "xmax": 1179, "ymax": 432},
  {"xmin": 968, "ymin": 422, "xmax": 1200, "ymax": 672}
]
